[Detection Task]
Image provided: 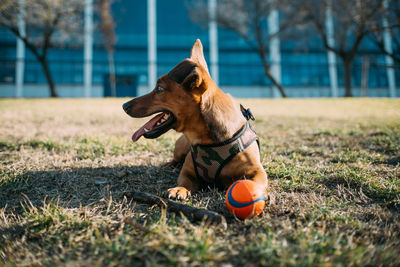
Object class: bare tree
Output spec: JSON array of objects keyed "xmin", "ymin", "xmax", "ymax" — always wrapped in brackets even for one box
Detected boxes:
[
  {"xmin": 189, "ymin": 0, "xmax": 300, "ymax": 98},
  {"xmin": 368, "ymin": 0, "xmax": 400, "ymax": 64},
  {"xmin": 98, "ymin": 0, "xmax": 117, "ymax": 97},
  {"xmin": 0, "ymin": 0, "xmax": 84, "ymax": 97},
  {"xmin": 296, "ymin": 0, "xmax": 385, "ymax": 97}
]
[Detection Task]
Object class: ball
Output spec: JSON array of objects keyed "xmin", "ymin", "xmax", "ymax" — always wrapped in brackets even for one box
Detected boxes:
[{"xmin": 225, "ymin": 180, "xmax": 266, "ymax": 219}]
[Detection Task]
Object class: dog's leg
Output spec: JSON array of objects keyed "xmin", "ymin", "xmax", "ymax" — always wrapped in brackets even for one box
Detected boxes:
[
  {"xmin": 163, "ymin": 134, "xmax": 190, "ymax": 169},
  {"xmin": 166, "ymin": 152, "xmax": 200, "ymax": 200},
  {"xmin": 251, "ymin": 167, "xmax": 269, "ymax": 195}
]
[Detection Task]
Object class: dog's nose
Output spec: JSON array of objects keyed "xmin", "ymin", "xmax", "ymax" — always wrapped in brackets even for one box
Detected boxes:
[{"xmin": 122, "ymin": 101, "xmax": 131, "ymax": 113}]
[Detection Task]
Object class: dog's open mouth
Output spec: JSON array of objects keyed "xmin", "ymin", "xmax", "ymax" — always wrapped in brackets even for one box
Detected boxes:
[{"xmin": 132, "ymin": 111, "xmax": 176, "ymax": 142}]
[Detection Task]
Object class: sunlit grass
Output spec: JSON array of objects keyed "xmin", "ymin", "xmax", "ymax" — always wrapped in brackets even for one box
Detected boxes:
[{"xmin": 0, "ymin": 98, "xmax": 399, "ymax": 266}]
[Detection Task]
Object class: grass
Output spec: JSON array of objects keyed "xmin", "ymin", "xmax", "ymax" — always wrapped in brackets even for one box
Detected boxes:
[{"xmin": 0, "ymin": 98, "xmax": 399, "ymax": 266}]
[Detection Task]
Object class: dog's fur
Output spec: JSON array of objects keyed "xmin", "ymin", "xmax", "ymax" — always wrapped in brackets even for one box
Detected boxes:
[{"xmin": 123, "ymin": 39, "xmax": 268, "ymax": 200}]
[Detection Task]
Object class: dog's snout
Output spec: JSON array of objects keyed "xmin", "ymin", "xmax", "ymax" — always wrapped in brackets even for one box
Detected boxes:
[{"xmin": 122, "ymin": 101, "xmax": 131, "ymax": 113}]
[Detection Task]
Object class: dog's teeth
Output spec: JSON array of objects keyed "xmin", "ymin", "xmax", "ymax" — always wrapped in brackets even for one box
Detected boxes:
[
  {"xmin": 144, "ymin": 128, "xmax": 149, "ymax": 132},
  {"xmin": 156, "ymin": 122, "xmax": 161, "ymax": 126},
  {"xmin": 163, "ymin": 114, "xmax": 169, "ymax": 119},
  {"xmin": 160, "ymin": 118, "xmax": 166, "ymax": 123}
]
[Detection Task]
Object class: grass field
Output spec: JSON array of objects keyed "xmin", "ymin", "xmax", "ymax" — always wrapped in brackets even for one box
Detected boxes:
[{"xmin": 0, "ymin": 98, "xmax": 399, "ymax": 266}]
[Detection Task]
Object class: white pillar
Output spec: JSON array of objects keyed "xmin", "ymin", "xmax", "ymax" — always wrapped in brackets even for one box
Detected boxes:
[
  {"xmin": 268, "ymin": 8, "xmax": 281, "ymax": 98},
  {"xmin": 383, "ymin": 0, "xmax": 396, "ymax": 98},
  {"xmin": 325, "ymin": 3, "xmax": 338, "ymax": 98},
  {"xmin": 208, "ymin": 0, "xmax": 219, "ymax": 85},
  {"xmin": 84, "ymin": 0, "xmax": 93, "ymax": 98},
  {"xmin": 147, "ymin": 0, "xmax": 157, "ymax": 91},
  {"xmin": 15, "ymin": 0, "xmax": 25, "ymax": 98}
]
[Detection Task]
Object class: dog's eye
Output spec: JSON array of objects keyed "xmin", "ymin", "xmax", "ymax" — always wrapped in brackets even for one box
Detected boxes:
[{"xmin": 155, "ymin": 85, "xmax": 165, "ymax": 94}]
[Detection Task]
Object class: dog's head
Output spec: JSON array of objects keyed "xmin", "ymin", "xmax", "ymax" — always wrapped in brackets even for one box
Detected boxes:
[{"xmin": 123, "ymin": 39, "xmax": 214, "ymax": 141}]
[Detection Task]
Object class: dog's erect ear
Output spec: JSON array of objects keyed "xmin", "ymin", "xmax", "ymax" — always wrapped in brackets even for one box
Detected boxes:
[
  {"xmin": 168, "ymin": 59, "xmax": 197, "ymax": 84},
  {"xmin": 182, "ymin": 67, "xmax": 203, "ymax": 91},
  {"xmin": 190, "ymin": 39, "xmax": 210, "ymax": 75},
  {"xmin": 168, "ymin": 60, "xmax": 205, "ymax": 93}
]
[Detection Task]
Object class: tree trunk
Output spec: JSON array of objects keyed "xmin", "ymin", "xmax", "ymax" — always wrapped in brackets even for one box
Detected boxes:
[
  {"xmin": 342, "ymin": 58, "xmax": 353, "ymax": 97},
  {"xmin": 39, "ymin": 56, "xmax": 58, "ymax": 97},
  {"xmin": 258, "ymin": 50, "xmax": 287, "ymax": 98},
  {"xmin": 107, "ymin": 50, "xmax": 116, "ymax": 97},
  {"xmin": 264, "ymin": 69, "xmax": 287, "ymax": 98}
]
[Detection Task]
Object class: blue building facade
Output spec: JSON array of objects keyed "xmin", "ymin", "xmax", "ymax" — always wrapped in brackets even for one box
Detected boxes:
[{"xmin": 0, "ymin": 0, "xmax": 398, "ymax": 97}]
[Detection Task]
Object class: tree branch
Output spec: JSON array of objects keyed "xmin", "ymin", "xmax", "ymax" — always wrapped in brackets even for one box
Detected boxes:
[
  {"xmin": 124, "ymin": 191, "xmax": 227, "ymax": 227},
  {"xmin": 302, "ymin": 1, "xmax": 342, "ymax": 55},
  {"xmin": 368, "ymin": 33, "xmax": 400, "ymax": 63},
  {"xmin": 0, "ymin": 20, "xmax": 43, "ymax": 61}
]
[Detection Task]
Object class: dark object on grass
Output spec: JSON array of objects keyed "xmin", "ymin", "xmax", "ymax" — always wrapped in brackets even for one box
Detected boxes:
[{"xmin": 125, "ymin": 191, "xmax": 227, "ymax": 227}]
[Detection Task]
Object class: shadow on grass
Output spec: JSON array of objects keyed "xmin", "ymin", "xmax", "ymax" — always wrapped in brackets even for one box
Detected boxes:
[
  {"xmin": 0, "ymin": 165, "xmax": 178, "ymax": 213},
  {"xmin": 0, "ymin": 164, "xmax": 231, "ymax": 246},
  {"xmin": 315, "ymin": 173, "xmax": 400, "ymax": 210}
]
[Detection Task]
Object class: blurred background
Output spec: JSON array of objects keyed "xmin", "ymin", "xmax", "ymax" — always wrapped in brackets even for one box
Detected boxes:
[{"xmin": 0, "ymin": 0, "xmax": 399, "ymax": 98}]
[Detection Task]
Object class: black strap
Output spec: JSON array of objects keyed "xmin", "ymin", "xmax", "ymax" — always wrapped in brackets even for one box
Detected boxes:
[{"xmin": 240, "ymin": 104, "xmax": 255, "ymax": 121}]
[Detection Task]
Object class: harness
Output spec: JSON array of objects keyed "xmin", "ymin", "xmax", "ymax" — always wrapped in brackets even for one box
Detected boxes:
[{"xmin": 190, "ymin": 105, "xmax": 260, "ymax": 188}]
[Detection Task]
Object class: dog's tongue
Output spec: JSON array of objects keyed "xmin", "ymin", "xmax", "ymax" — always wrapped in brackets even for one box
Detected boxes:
[{"xmin": 132, "ymin": 113, "xmax": 165, "ymax": 142}]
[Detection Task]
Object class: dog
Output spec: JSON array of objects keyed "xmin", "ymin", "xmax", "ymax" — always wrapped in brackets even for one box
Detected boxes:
[{"xmin": 123, "ymin": 39, "xmax": 268, "ymax": 200}]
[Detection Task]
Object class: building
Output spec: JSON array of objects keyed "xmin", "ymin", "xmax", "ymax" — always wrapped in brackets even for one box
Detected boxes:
[{"xmin": 0, "ymin": 0, "xmax": 398, "ymax": 98}]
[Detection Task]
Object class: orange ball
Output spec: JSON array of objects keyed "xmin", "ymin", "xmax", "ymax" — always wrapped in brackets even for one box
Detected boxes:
[{"xmin": 225, "ymin": 180, "xmax": 266, "ymax": 219}]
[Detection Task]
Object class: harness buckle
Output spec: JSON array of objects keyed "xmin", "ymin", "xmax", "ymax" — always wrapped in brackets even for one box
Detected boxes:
[{"xmin": 240, "ymin": 104, "xmax": 255, "ymax": 121}]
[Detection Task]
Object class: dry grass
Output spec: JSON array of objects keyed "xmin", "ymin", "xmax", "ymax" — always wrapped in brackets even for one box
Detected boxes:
[{"xmin": 0, "ymin": 98, "xmax": 399, "ymax": 266}]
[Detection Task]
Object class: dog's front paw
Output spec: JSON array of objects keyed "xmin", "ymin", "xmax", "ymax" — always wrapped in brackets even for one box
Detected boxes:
[{"xmin": 166, "ymin": 187, "xmax": 191, "ymax": 200}]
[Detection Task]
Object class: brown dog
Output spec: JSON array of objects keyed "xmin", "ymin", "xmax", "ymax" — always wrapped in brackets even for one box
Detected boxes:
[{"xmin": 123, "ymin": 39, "xmax": 268, "ymax": 200}]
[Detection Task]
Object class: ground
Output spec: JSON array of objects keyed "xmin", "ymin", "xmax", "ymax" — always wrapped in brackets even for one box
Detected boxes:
[{"xmin": 0, "ymin": 98, "xmax": 399, "ymax": 266}]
